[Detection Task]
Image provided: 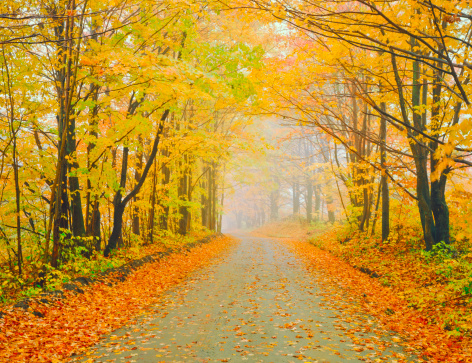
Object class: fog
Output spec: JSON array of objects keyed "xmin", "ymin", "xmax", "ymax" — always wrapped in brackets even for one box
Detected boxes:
[{"xmin": 221, "ymin": 117, "xmax": 344, "ymax": 233}]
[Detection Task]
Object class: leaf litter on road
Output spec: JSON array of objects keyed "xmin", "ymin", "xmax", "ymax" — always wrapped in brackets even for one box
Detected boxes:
[
  {"xmin": 287, "ymin": 239, "xmax": 472, "ymax": 362},
  {"xmin": 71, "ymin": 236, "xmax": 417, "ymax": 363},
  {"xmin": 0, "ymin": 236, "xmax": 235, "ymax": 363}
]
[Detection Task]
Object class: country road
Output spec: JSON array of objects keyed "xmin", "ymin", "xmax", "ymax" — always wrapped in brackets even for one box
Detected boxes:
[{"xmin": 74, "ymin": 235, "xmax": 412, "ymax": 363}]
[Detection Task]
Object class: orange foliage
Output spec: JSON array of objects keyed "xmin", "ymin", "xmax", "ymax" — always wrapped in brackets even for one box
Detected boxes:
[
  {"xmin": 288, "ymin": 239, "xmax": 472, "ymax": 362},
  {"xmin": 0, "ymin": 236, "xmax": 235, "ymax": 362}
]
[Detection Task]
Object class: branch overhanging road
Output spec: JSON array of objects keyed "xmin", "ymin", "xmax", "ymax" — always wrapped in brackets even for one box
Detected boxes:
[{"xmin": 74, "ymin": 235, "xmax": 413, "ymax": 363}]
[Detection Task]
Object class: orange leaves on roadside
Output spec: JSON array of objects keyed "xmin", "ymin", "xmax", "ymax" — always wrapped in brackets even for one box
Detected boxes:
[
  {"xmin": 0, "ymin": 236, "xmax": 235, "ymax": 363},
  {"xmin": 287, "ymin": 240, "xmax": 472, "ymax": 362}
]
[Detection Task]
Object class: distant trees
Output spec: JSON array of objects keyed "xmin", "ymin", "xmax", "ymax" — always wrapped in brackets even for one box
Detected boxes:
[{"xmin": 224, "ymin": 121, "xmax": 344, "ymax": 230}]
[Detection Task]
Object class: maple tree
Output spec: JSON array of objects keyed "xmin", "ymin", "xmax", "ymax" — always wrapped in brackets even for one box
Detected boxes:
[
  {"xmin": 233, "ymin": 0, "xmax": 472, "ymax": 249},
  {"xmin": 0, "ymin": 0, "xmax": 263, "ymax": 300},
  {"xmin": 2, "ymin": 0, "xmax": 472, "ymax": 359}
]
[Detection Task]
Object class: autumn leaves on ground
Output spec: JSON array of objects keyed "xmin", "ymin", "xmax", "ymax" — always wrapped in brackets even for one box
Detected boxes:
[
  {"xmin": 3, "ymin": 228, "xmax": 472, "ymax": 362},
  {"xmin": 3, "ymin": 0, "xmax": 472, "ymax": 362},
  {"xmin": 252, "ymin": 219, "xmax": 472, "ymax": 362},
  {"xmin": 0, "ymin": 236, "xmax": 235, "ymax": 362}
]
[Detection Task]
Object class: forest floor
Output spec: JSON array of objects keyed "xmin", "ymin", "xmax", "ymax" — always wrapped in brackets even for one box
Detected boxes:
[
  {"xmin": 252, "ymin": 221, "xmax": 472, "ymax": 362},
  {"xmin": 0, "ymin": 235, "xmax": 233, "ymax": 362},
  {"xmin": 71, "ymin": 234, "xmax": 414, "ymax": 363},
  {"xmin": 0, "ymin": 231, "xmax": 213, "ymax": 307},
  {"xmin": 3, "ymin": 228, "xmax": 471, "ymax": 362}
]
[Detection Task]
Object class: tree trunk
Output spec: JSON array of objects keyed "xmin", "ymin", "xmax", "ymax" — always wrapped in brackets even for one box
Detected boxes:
[
  {"xmin": 293, "ymin": 182, "xmax": 300, "ymax": 215},
  {"xmin": 430, "ymin": 66, "xmax": 450, "ymax": 245},
  {"xmin": 210, "ymin": 164, "xmax": 217, "ymax": 231},
  {"xmin": 431, "ymin": 174, "xmax": 449, "ymax": 244},
  {"xmin": 148, "ymin": 159, "xmax": 158, "ymax": 244},
  {"xmin": 328, "ymin": 210, "xmax": 335, "ymax": 224},
  {"xmin": 132, "ymin": 136, "xmax": 143, "ymax": 236},
  {"xmin": 104, "ymin": 110, "xmax": 169, "ymax": 257},
  {"xmin": 68, "ymin": 114, "xmax": 86, "ymax": 238},
  {"xmin": 3, "ymin": 51, "xmax": 23, "ymax": 275},
  {"xmin": 91, "ymin": 201, "xmax": 101, "ymax": 251},
  {"xmin": 207, "ymin": 166, "xmax": 213, "ymax": 230},
  {"xmin": 392, "ymin": 51, "xmax": 435, "ymax": 250},
  {"xmin": 201, "ymin": 178, "xmax": 208, "ymax": 228},
  {"xmin": 160, "ymin": 147, "xmax": 171, "ymax": 230},
  {"xmin": 105, "ymin": 203, "xmax": 125, "ymax": 256},
  {"xmin": 50, "ymin": 0, "xmax": 78, "ymax": 267},
  {"xmin": 178, "ymin": 157, "xmax": 189, "ymax": 235},
  {"xmin": 86, "ymin": 78, "xmax": 100, "ymax": 250},
  {"xmin": 359, "ymin": 187, "xmax": 370, "ymax": 231},
  {"xmin": 306, "ymin": 178, "xmax": 313, "ymax": 224},
  {"xmin": 218, "ymin": 177, "xmax": 224, "ymax": 233},
  {"xmin": 104, "ymin": 144, "xmax": 129, "ymax": 256},
  {"xmin": 187, "ymin": 164, "xmax": 192, "ymax": 232},
  {"xmin": 380, "ymin": 101, "xmax": 390, "ymax": 241}
]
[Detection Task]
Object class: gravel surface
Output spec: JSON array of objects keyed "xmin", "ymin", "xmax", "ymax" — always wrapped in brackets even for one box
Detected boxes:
[{"xmin": 74, "ymin": 235, "xmax": 413, "ymax": 363}]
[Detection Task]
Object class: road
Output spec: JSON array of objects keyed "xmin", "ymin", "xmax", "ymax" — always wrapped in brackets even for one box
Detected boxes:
[{"xmin": 74, "ymin": 235, "xmax": 412, "ymax": 363}]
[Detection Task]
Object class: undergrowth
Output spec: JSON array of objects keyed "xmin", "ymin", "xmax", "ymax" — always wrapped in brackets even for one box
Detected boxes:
[
  {"xmin": 0, "ymin": 229, "xmax": 211, "ymax": 307},
  {"xmin": 310, "ymin": 221, "xmax": 472, "ymax": 337}
]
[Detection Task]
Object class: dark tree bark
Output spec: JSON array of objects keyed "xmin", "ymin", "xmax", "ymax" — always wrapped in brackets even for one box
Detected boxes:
[
  {"xmin": 217, "ymin": 170, "xmax": 225, "ymax": 233},
  {"xmin": 148, "ymin": 159, "xmax": 158, "ymax": 244},
  {"xmin": 104, "ymin": 110, "xmax": 169, "ymax": 257},
  {"xmin": 380, "ymin": 101, "xmax": 390, "ymax": 241},
  {"xmin": 206, "ymin": 163, "xmax": 216, "ymax": 231},
  {"xmin": 85, "ymin": 78, "xmax": 101, "ymax": 251},
  {"xmin": 210, "ymin": 164, "xmax": 217, "ymax": 230},
  {"xmin": 392, "ymin": 52, "xmax": 436, "ymax": 250},
  {"xmin": 430, "ymin": 59, "xmax": 450, "ymax": 245},
  {"xmin": 3, "ymin": 51, "xmax": 23, "ymax": 274},
  {"xmin": 187, "ymin": 163, "xmax": 193, "ymax": 232},
  {"xmin": 201, "ymin": 177, "xmax": 209, "ymax": 228},
  {"xmin": 68, "ymin": 114, "xmax": 86, "ymax": 238},
  {"xmin": 132, "ymin": 136, "xmax": 144, "ymax": 236},
  {"xmin": 178, "ymin": 157, "xmax": 189, "ymax": 235},
  {"xmin": 48, "ymin": 0, "xmax": 92, "ymax": 266},
  {"xmin": 50, "ymin": 7, "xmax": 73, "ymax": 268},
  {"xmin": 90, "ymin": 201, "xmax": 101, "ymax": 251},
  {"xmin": 160, "ymin": 147, "xmax": 171, "ymax": 230}
]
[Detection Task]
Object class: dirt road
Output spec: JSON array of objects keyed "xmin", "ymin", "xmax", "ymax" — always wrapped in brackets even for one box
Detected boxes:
[{"xmin": 75, "ymin": 235, "xmax": 412, "ymax": 362}]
